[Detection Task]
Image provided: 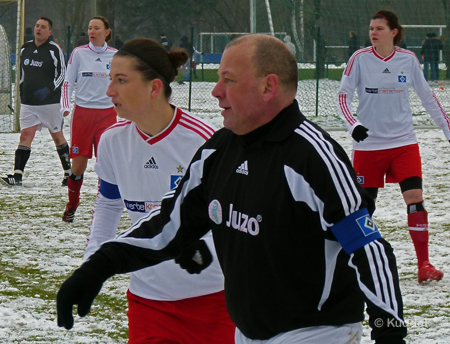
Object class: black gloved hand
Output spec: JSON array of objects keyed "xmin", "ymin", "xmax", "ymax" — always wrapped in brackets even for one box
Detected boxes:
[
  {"xmin": 33, "ymin": 87, "xmax": 50, "ymax": 101},
  {"xmin": 375, "ymin": 337, "xmax": 406, "ymax": 344},
  {"xmin": 56, "ymin": 269, "xmax": 104, "ymax": 329},
  {"xmin": 352, "ymin": 125, "xmax": 369, "ymax": 142},
  {"xmin": 56, "ymin": 253, "xmax": 115, "ymax": 330},
  {"xmin": 175, "ymin": 239, "xmax": 213, "ymax": 274}
]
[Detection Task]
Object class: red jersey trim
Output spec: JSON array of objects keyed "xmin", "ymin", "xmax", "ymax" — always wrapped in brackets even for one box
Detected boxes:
[
  {"xmin": 432, "ymin": 91, "xmax": 450, "ymax": 129},
  {"xmin": 372, "ymin": 47, "xmax": 396, "ymax": 62},
  {"xmin": 344, "ymin": 47, "xmax": 372, "ymax": 76},
  {"xmin": 68, "ymin": 45, "xmax": 89, "ymax": 64},
  {"xmin": 62, "ymin": 81, "xmax": 70, "ymax": 109},
  {"xmin": 104, "ymin": 119, "xmax": 132, "ymax": 134},
  {"xmin": 338, "ymin": 93, "xmax": 357, "ymax": 126},
  {"xmin": 135, "ymin": 107, "xmax": 214, "ymax": 145},
  {"xmin": 135, "ymin": 107, "xmax": 182, "ymax": 145},
  {"xmin": 179, "ymin": 113, "xmax": 215, "ymax": 140}
]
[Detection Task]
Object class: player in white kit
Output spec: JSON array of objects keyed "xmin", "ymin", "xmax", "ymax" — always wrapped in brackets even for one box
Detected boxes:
[
  {"xmin": 61, "ymin": 16, "xmax": 118, "ymax": 223},
  {"xmin": 83, "ymin": 38, "xmax": 235, "ymax": 343},
  {"xmin": 338, "ymin": 9, "xmax": 450, "ymax": 283}
]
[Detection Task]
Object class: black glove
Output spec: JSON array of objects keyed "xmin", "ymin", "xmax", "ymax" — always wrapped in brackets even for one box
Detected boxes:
[
  {"xmin": 175, "ymin": 239, "xmax": 213, "ymax": 274},
  {"xmin": 352, "ymin": 125, "xmax": 369, "ymax": 142},
  {"xmin": 56, "ymin": 253, "xmax": 115, "ymax": 330},
  {"xmin": 33, "ymin": 87, "xmax": 50, "ymax": 101},
  {"xmin": 375, "ymin": 337, "xmax": 406, "ymax": 344}
]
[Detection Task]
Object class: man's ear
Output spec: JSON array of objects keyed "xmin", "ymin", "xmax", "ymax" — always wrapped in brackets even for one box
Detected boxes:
[{"xmin": 262, "ymin": 74, "xmax": 279, "ymax": 102}]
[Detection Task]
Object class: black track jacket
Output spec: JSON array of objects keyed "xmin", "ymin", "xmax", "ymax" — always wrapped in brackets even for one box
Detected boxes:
[
  {"xmin": 19, "ymin": 38, "xmax": 65, "ymax": 105},
  {"xmin": 90, "ymin": 100, "xmax": 407, "ymax": 342}
]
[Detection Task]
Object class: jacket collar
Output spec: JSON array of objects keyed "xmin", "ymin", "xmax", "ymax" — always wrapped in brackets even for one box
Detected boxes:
[{"xmin": 237, "ymin": 100, "xmax": 305, "ymax": 148}]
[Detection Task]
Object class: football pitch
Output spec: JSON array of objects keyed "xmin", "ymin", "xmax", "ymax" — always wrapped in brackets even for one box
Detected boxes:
[{"xmin": 0, "ymin": 115, "xmax": 450, "ymax": 342}]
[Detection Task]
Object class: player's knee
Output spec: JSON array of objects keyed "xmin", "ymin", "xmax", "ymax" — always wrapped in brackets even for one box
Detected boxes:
[{"xmin": 399, "ymin": 176, "xmax": 422, "ymax": 192}]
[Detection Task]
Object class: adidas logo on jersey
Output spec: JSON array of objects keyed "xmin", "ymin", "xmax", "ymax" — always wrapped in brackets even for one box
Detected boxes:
[
  {"xmin": 236, "ymin": 161, "xmax": 248, "ymax": 175},
  {"xmin": 95, "ymin": 58, "xmax": 102, "ymax": 62},
  {"xmin": 144, "ymin": 157, "xmax": 158, "ymax": 169},
  {"xmin": 382, "ymin": 68, "xmax": 390, "ymax": 73},
  {"xmin": 33, "ymin": 50, "xmax": 38, "ymax": 53}
]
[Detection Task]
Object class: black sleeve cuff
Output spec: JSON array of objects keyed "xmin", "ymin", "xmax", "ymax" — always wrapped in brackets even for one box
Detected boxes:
[{"xmin": 78, "ymin": 251, "xmax": 117, "ymax": 282}]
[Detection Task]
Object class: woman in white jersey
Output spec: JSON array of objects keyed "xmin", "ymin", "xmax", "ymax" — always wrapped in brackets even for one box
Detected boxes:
[
  {"xmin": 61, "ymin": 16, "xmax": 118, "ymax": 223},
  {"xmin": 338, "ymin": 9, "xmax": 450, "ymax": 283},
  {"xmin": 84, "ymin": 38, "xmax": 235, "ymax": 343}
]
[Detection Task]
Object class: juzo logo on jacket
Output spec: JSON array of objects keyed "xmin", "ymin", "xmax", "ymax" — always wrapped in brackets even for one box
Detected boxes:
[
  {"xmin": 236, "ymin": 160, "xmax": 249, "ymax": 175},
  {"xmin": 144, "ymin": 157, "xmax": 158, "ymax": 169},
  {"xmin": 24, "ymin": 59, "xmax": 43, "ymax": 67},
  {"xmin": 225, "ymin": 203, "xmax": 261, "ymax": 236}
]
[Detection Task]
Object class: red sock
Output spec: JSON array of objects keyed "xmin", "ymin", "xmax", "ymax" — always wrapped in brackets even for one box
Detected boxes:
[
  {"xmin": 67, "ymin": 177, "xmax": 83, "ymax": 208},
  {"xmin": 408, "ymin": 210, "xmax": 429, "ymax": 267}
]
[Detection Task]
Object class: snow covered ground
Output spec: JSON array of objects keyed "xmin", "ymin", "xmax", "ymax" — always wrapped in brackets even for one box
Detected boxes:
[{"xmin": 0, "ymin": 81, "xmax": 450, "ymax": 342}]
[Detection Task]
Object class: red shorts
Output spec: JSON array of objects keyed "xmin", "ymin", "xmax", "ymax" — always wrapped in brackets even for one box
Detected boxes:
[
  {"xmin": 352, "ymin": 144, "xmax": 422, "ymax": 188},
  {"xmin": 127, "ymin": 290, "xmax": 235, "ymax": 344},
  {"xmin": 70, "ymin": 105, "xmax": 117, "ymax": 158}
]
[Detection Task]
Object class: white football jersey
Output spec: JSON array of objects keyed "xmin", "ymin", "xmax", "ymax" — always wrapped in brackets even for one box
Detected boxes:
[
  {"xmin": 61, "ymin": 42, "xmax": 117, "ymax": 112},
  {"xmin": 87, "ymin": 106, "xmax": 225, "ymax": 300},
  {"xmin": 338, "ymin": 46, "xmax": 450, "ymax": 150}
]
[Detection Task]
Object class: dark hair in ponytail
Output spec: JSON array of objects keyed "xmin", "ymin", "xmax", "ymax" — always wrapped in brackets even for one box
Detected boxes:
[{"xmin": 116, "ymin": 38, "xmax": 189, "ymax": 99}]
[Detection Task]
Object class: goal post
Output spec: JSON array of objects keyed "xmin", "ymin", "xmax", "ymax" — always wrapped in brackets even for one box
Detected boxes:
[
  {"xmin": 13, "ymin": 0, "xmax": 23, "ymax": 132},
  {"xmin": 0, "ymin": 0, "xmax": 23, "ymax": 133}
]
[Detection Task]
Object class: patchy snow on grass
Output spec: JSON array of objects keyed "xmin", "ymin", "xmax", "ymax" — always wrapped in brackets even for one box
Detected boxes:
[{"xmin": 0, "ymin": 81, "xmax": 450, "ymax": 342}]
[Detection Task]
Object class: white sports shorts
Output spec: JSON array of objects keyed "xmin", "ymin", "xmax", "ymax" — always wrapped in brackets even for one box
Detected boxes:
[
  {"xmin": 20, "ymin": 103, "xmax": 63, "ymax": 132},
  {"xmin": 235, "ymin": 322, "xmax": 362, "ymax": 344}
]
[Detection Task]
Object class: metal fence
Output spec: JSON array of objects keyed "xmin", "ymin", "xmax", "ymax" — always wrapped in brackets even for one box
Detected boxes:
[{"xmin": 2, "ymin": 0, "xmax": 450, "ymax": 132}]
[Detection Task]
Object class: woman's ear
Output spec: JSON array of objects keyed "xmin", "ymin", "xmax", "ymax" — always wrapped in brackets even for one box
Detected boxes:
[{"xmin": 149, "ymin": 78, "xmax": 164, "ymax": 99}]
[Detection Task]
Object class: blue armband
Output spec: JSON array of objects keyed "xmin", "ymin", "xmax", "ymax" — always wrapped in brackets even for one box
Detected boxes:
[
  {"xmin": 99, "ymin": 179, "xmax": 121, "ymax": 199},
  {"xmin": 330, "ymin": 208, "xmax": 381, "ymax": 255}
]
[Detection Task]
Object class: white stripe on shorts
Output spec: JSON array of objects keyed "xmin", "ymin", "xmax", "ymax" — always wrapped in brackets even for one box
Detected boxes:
[{"xmin": 235, "ymin": 322, "xmax": 362, "ymax": 344}]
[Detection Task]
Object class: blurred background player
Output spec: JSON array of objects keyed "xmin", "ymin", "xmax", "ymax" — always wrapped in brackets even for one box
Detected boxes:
[
  {"xmin": 283, "ymin": 35, "xmax": 296, "ymax": 58},
  {"xmin": 114, "ymin": 34, "xmax": 124, "ymax": 49},
  {"xmin": 24, "ymin": 27, "xmax": 33, "ymax": 42},
  {"xmin": 338, "ymin": 9, "xmax": 450, "ymax": 283},
  {"xmin": 159, "ymin": 33, "xmax": 172, "ymax": 51},
  {"xmin": 61, "ymin": 16, "xmax": 117, "ymax": 222},
  {"xmin": 421, "ymin": 32, "xmax": 443, "ymax": 81},
  {"xmin": 348, "ymin": 30, "xmax": 358, "ymax": 58},
  {"xmin": 84, "ymin": 37, "xmax": 234, "ymax": 344},
  {"xmin": 75, "ymin": 31, "xmax": 89, "ymax": 47},
  {"xmin": 178, "ymin": 35, "xmax": 193, "ymax": 84},
  {"xmin": 1, "ymin": 16, "xmax": 70, "ymax": 187}
]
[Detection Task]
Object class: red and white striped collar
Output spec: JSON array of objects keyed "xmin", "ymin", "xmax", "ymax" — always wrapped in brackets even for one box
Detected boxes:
[
  {"xmin": 372, "ymin": 46, "xmax": 396, "ymax": 62},
  {"xmin": 135, "ymin": 106, "xmax": 182, "ymax": 145}
]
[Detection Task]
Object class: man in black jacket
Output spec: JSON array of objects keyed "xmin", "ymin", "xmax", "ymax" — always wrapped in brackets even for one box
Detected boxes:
[
  {"xmin": 1, "ymin": 17, "xmax": 70, "ymax": 187},
  {"xmin": 421, "ymin": 33, "xmax": 443, "ymax": 81},
  {"xmin": 57, "ymin": 34, "xmax": 407, "ymax": 344}
]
